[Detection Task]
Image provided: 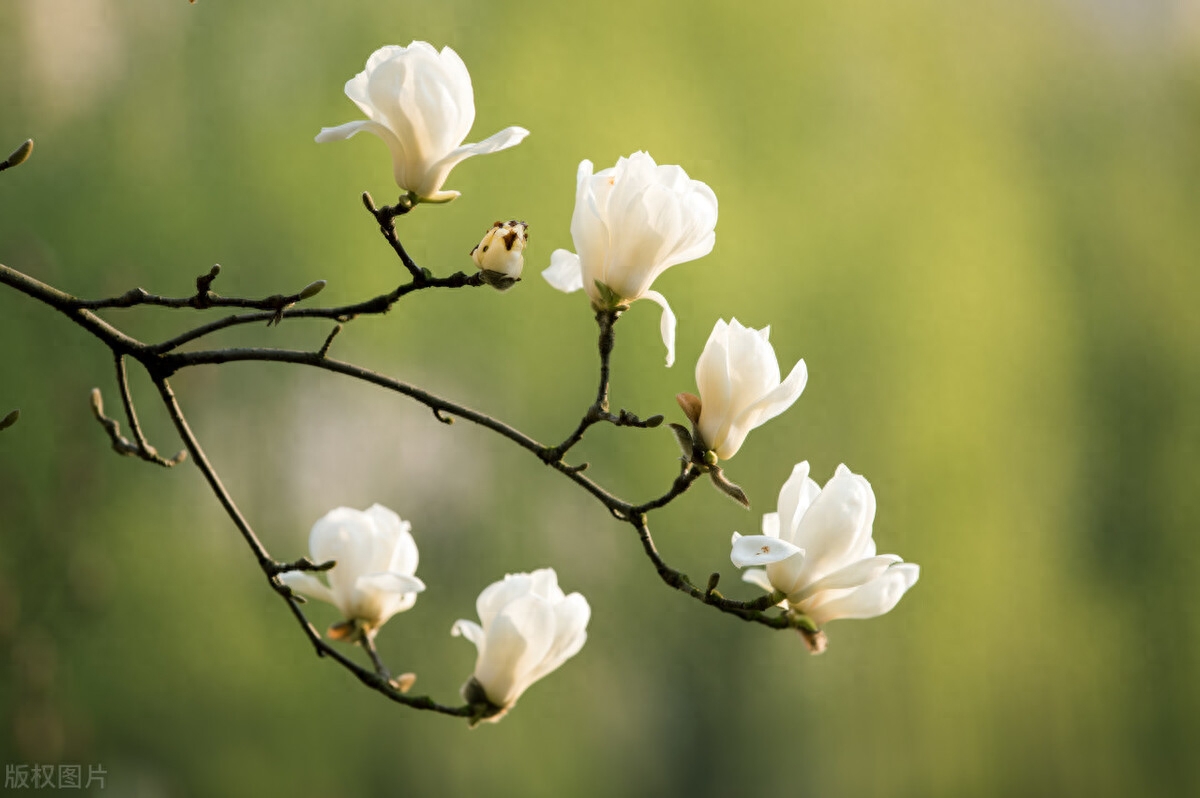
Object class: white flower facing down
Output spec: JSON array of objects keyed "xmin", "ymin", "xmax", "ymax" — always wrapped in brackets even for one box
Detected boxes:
[
  {"xmin": 316, "ymin": 42, "xmax": 529, "ymax": 202},
  {"xmin": 541, "ymin": 151, "xmax": 719, "ymax": 366},
  {"xmin": 693, "ymin": 318, "xmax": 808, "ymax": 460},
  {"xmin": 280, "ymin": 505, "xmax": 425, "ymax": 635},
  {"xmin": 452, "ymin": 568, "xmax": 590, "ymax": 722},
  {"xmin": 731, "ymin": 462, "xmax": 919, "ymax": 627}
]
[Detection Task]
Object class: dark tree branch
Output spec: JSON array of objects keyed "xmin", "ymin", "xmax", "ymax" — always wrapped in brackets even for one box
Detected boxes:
[
  {"xmin": 151, "ymin": 374, "xmax": 472, "ymax": 718},
  {"xmin": 541, "ymin": 310, "xmax": 664, "ymax": 466},
  {"xmin": 629, "ymin": 514, "xmax": 800, "ymax": 628}
]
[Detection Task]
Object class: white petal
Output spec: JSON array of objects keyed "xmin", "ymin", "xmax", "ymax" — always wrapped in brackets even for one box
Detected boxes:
[
  {"xmin": 356, "ymin": 572, "xmax": 426, "ymax": 596},
  {"xmin": 695, "ymin": 319, "xmax": 733, "ymax": 452},
  {"xmin": 451, "ymin": 619, "xmax": 485, "ymax": 650},
  {"xmin": 526, "ymin": 593, "xmax": 590, "ymax": 685},
  {"xmin": 314, "ymin": 119, "xmax": 396, "ymax": 145},
  {"xmin": 789, "ymin": 467, "xmax": 877, "ymax": 584},
  {"xmin": 760, "ymin": 512, "xmax": 781, "ymax": 539},
  {"xmin": 639, "ymin": 289, "xmax": 677, "ymax": 367},
  {"xmin": 730, "ymin": 535, "xmax": 805, "ymax": 568},
  {"xmin": 741, "ymin": 568, "xmax": 776, "ymax": 595},
  {"xmin": 418, "ymin": 125, "xmax": 529, "ymax": 201},
  {"xmin": 542, "ymin": 249, "xmax": 585, "ymax": 293},
  {"xmin": 776, "ymin": 461, "xmax": 821, "ymax": 543},
  {"xmin": 807, "ymin": 563, "xmax": 919, "ymax": 624},
  {"xmin": 476, "ymin": 572, "xmax": 533, "ymax": 630},
  {"xmin": 797, "ymin": 555, "xmax": 903, "ymax": 598},
  {"xmin": 278, "ymin": 571, "xmax": 335, "ymax": 605},
  {"xmin": 475, "ymin": 594, "xmax": 556, "ymax": 707},
  {"xmin": 729, "ymin": 358, "xmax": 807, "ymax": 441}
]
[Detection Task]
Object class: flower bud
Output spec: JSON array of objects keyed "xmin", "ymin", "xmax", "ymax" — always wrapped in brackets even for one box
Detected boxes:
[{"xmin": 471, "ymin": 220, "xmax": 527, "ymax": 290}]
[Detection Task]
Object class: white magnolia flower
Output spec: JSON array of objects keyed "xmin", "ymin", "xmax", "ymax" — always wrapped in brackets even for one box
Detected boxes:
[
  {"xmin": 316, "ymin": 42, "xmax": 529, "ymax": 202},
  {"xmin": 452, "ymin": 568, "xmax": 590, "ymax": 722},
  {"xmin": 541, "ymin": 151, "xmax": 718, "ymax": 366},
  {"xmin": 280, "ymin": 504, "xmax": 425, "ymax": 635},
  {"xmin": 691, "ymin": 318, "xmax": 807, "ymax": 460},
  {"xmin": 731, "ymin": 462, "xmax": 919, "ymax": 628}
]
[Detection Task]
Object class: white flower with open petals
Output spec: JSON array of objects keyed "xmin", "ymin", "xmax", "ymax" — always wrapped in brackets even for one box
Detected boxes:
[
  {"xmin": 316, "ymin": 42, "xmax": 529, "ymax": 202},
  {"xmin": 541, "ymin": 151, "xmax": 718, "ymax": 366},
  {"xmin": 731, "ymin": 462, "xmax": 919, "ymax": 632},
  {"xmin": 452, "ymin": 568, "xmax": 590, "ymax": 724},
  {"xmin": 688, "ymin": 318, "xmax": 807, "ymax": 460},
  {"xmin": 280, "ymin": 505, "xmax": 425, "ymax": 637}
]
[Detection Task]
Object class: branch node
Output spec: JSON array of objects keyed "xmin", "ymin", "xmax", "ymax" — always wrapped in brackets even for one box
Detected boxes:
[
  {"xmin": 318, "ymin": 324, "xmax": 343, "ymax": 358},
  {"xmin": 705, "ymin": 572, "xmax": 721, "ymax": 598},
  {"xmin": 432, "ymin": 407, "xmax": 454, "ymax": 425}
]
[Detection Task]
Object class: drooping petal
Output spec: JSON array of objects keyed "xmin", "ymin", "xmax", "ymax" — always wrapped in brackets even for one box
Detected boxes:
[
  {"xmin": 729, "ymin": 357, "xmax": 808, "ymax": 441},
  {"xmin": 796, "ymin": 555, "xmax": 903, "ymax": 599},
  {"xmin": 806, "ymin": 563, "xmax": 919, "ymax": 624},
  {"xmin": 278, "ymin": 571, "xmax": 336, "ymax": 605},
  {"xmin": 419, "ymin": 125, "xmax": 530, "ymax": 201},
  {"xmin": 639, "ymin": 289, "xmax": 677, "ymax": 367},
  {"xmin": 451, "ymin": 619, "xmax": 485, "ymax": 650},
  {"xmin": 315, "ymin": 119, "xmax": 400, "ymax": 146},
  {"xmin": 741, "ymin": 568, "xmax": 776, "ymax": 595},
  {"xmin": 730, "ymin": 535, "xmax": 805, "ymax": 568},
  {"xmin": 542, "ymin": 249, "xmax": 585, "ymax": 294}
]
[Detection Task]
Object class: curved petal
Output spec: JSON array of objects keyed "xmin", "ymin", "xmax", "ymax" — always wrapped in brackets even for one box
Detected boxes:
[
  {"xmin": 476, "ymin": 594, "xmax": 556, "ymax": 707},
  {"xmin": 451, "ymin": 619, "xmax": 485, "ymax": 650},
  {"xmin": 730, "ymin": 535, "xmax": 805, "ymax": 568},
  {"xmin": 278, "ymin": 571, "xmax": 335, "ymax": 606},
  {"xmin": 418, "ymin": 125, "xmax": 529, "ymax": 201},
  {"xmin": 356, "ymin": 572, "xmax": 426, "ymax": 596},
  {"xmin": 741, "ymin": 568, "xmax": 776, "ymax": 595},
  {"xmin": 807, "ymin": 563, "xmax": 919, "ymax": 624},
  {"xmin": 760, "ymin": 512, "xmax": 781, "ymax": 539},
  {"xmin": 315, "ymin": 119, "xmax": 397, "ymax": 145},
  {"xmin": 729, "ymin": 357, "xmax": 807, "ymax": 439},
  {"xmin": 639, "ymin": 289, "xmax": 677, "ymax": 367},
  {"xmin": 790, "ymin": 467, "xmax": 877, "ymax": 584},
  {"xmin": 796, "ymin": 555, "xmax": 902, "ymax": 599},
  {"xmin": 776, "ymin": 461, "xmax": 820, "ymax": 543},
  {"xmin": 542, "ymin": 249, "xmax": 585, "ymax": 294},
  {"xmin": 526, "ymin": 592, "xmax": 590, "ymax": 685},
  {"xmin": 695, "ymin": 320, "xmax": 732, "ymax": 451},
  {"xmin": 476, "ymin": 572, "xmax": 533, "ymax": 630}
]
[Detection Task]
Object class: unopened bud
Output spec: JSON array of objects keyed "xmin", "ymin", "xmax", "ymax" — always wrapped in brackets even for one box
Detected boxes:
[
  {"xmin": 0, "ymin": 409, "xmax": 19, "ymax": 431},
  {"xmin": 2, "ymin": 139, "xmax": 33, "ymax": 171},
  {"xmin": 298, "ymin": 280, "xmax": 327, "ymax": 300},
  {"xmin": 390, "ymin": 672, "xmax": 417, "ymax": 693},
  {"xmin": 471, "ymin": 220, "xmax": 527, "ymax": 289}
]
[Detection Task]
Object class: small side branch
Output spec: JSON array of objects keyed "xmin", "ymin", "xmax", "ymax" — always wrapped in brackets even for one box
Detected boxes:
[
  {"xmin": 542, "ymin": 310, "xmax": 663, "ymax": 465},
  {"xmin": 363, "ymin": 191, "xmax": 423, "ymax": 281},
  {"xmin": 90, "ymin": 357, "xmax": 187, "ymax": 467}
]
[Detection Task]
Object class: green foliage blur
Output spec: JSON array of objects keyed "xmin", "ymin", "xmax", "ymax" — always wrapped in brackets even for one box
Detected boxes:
[{"xmin": 2, "ymin": 1, "xmax": 1199, "ymax": 795}]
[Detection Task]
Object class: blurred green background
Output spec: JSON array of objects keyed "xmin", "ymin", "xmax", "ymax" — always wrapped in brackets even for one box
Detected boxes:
[{"xmin": 2, "ymin": 1, "xmax": 1199, "ymax": 795}]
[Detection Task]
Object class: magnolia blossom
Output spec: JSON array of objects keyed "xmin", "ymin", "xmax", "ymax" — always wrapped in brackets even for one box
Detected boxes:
[
  {"xmin": 452, "ymin": 568, "xmax": 590, "ymax": 722},
  {"xmin": 280, "ymin": 505, "xmax": 425, "ymax": 635},
  {"xmin": 731, "ymin": 462, "xmax": 919, "ymax": 628},
  {"xmin": 316, "ymin": 42, "xmax": 529, "ymax": 202},
  {"xmin": 471, "ymin": 219, "xmax": 527, "ymax": 288},
  {"xmin": 689, "ymin": 318, "xmax": 807, "ymax": 460},
  {"xmin": 541, "ymin": 151, "xmax": 718, "ymax": 366}
]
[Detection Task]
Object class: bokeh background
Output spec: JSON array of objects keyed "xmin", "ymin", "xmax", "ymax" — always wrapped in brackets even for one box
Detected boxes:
[{"xmin": 2, "ymin": 1, "xmax": 1199, "ymax": 796}]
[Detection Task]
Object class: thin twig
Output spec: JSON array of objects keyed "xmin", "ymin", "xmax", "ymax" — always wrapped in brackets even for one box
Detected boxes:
[{"xmin": 152, "ymin": 375, "xmax": 471, "ymax": 717}]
